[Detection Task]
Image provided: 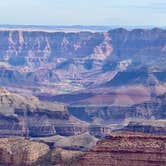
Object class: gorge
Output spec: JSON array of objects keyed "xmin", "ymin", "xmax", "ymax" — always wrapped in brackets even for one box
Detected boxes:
[{"xmin": 0, "ymin": 26, "xmax": 165, "ymax": 165}]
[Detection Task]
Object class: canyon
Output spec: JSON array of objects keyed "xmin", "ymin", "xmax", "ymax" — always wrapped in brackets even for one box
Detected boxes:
[
  {"xmin": 0, "ymin": 88, "xmax": 89, "ymax": 137},
  {"xmin": 0, "ymin": 27, "xmax": 165, "ymax": 165},
  {"xmin": 0, "ymin": 28, "xmax": 165, "ymax": 96},
  {"xmin": 2, "ymin": 132, "xmax": 166, "ymax": 166}
]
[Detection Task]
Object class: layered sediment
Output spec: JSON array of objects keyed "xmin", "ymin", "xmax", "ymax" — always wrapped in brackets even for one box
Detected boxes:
[
  {"xmin": 76, "ymin": 133, "xmax": 166, "ymax": 166},
  {"xmin": 0, "ymin": 137, "xmax": 49, "ymax": 166}
]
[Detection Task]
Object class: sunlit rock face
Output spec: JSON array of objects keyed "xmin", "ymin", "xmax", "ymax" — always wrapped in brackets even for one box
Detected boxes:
[
  {"xmin": 0, "ymin": 30, "xmax": 105, "ymax": 66},
  {"xmin": 0, "ymin": 88, "xmax": 89, "ymax": 137},
  {"xmin": 0, "ymin": 28, "xmax": 166, "ymax": 138},
  {"xmin": 0, "ymin": 28, "xmax": 166, "ymax": 67},
  {"xmin": 0, "ymin": 28, "xmax": 165, "ymax": 165},
  {"xmin": 0, "ymin": 28, "xmax": 165, "ymax": 91},
  {"xmin": 75, "ymin": 133, "xmax": 166, "ymax": 166},
  {"xmin": 0, "ymin": 138, "xmax": 49, "ymax": 166}
]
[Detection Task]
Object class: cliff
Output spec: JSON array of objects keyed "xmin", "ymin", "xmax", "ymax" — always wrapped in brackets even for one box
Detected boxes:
[
  {"xmin": 0, "ymin": 88, "xmax": 88, "ymax": 137},
  {"xmin": 108, "ymin": 28, "xmax": 166, "ymax": 66},
  {"xmin": 120, "ymin": 119, "xmax": 166, "ymax": 135},
  {"xmin": 0, "ymin": 137, "xmax": 49, "ymax": 166},
  {"xmin": 0, "ymin": 29, "xmax": 165, "ymax": 67},
  {"xmin": 2, "ymin": 133, "xmax": 166, "ymax": 166},
  {"xmin": 76, "ymin": 133, "xmax": 166, "ymax": 166},
  {"xmin": 68, "ymin": 93, "xmax": 166, "ymax": 127},
  {"xmin": 0, "ymin": 29, "xmax": 165, "ymax": 91},
  {"xmin": 0, "ymin": 30, "xmax": 105, "ymax": 66}
]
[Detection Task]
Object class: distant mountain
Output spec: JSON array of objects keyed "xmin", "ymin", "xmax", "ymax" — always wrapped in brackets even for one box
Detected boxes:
[
  {"xmin": 0, "ymin": 24, "xmax": 165, "ymax": 32},
  {"xmin": 0, "ymin": 25, "xmax": 112, "ymax": 32}
]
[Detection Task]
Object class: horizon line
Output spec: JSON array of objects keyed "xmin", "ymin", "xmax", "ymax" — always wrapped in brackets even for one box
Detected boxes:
[{"xmin": 0, "ymin": 24, "xmax": 165, "ymax": 27}]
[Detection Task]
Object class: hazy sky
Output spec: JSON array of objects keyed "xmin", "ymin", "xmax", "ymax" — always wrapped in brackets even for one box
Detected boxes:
[{"xmin": 0, "ymin": 0, "xmax": 166, "ymax": 26}]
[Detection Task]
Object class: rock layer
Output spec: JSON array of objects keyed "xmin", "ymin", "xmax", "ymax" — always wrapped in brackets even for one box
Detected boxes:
[
  {"xmin": 0, "ymin": 137, "xmax": 49, "ymax": 166},
  {"xmin": 0, "ymin": 88, "xmax": 88, "ymax": 137},
  {"xmin": 0, "ymin": 29, "xmax": 166, "ymax": 90},
  {"xmin": 121, "ymin": 120, "xmax": 166, "ymax": 135},
  {"xmin": 76, "ymin": 133, "xmax": 166, "ymax": 166},
  {"xmin": 68, "ymin": 93, "xmax": 166, "ymax": 126}
]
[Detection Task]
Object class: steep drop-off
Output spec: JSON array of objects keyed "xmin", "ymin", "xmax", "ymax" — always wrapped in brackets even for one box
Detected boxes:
[
  {"xmin": 0, "ymin": 29, "xmax": 165, "ymax": 93},
  {"xmin": 0, "ymin": 137, "xmax": 49, "ymax": 166},
  {"xmin": 76, "ymin": 133, "xmax": 166, "ymax": 166},
  {"xmin": 0, "ymin": 88, "xmax": 88, "ymax": 137}
]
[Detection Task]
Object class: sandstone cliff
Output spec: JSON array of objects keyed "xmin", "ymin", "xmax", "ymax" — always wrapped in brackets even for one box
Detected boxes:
[
  {"xmin": 0, "ymin": 88, "xmax": 88, "ymax": 137},
  {"xmin": 0, "ymin": 137, "xmax": 49, "ymax": 166},
  {"xmin": 75, "ymin": 133, "xmax": 166, "ymax": 166},
  {"xmin": 68, "ymin": 93, "xmax": 166, "ymax": 127},
  {"xmin": 121, "ymin": 119, "xmax": 166, "ymax": 135},
  {"xmin": 0, "ymin": 29, "xmax": 165, "ymax": 92},
  {"xmin": 0, "ymin": 29, "xmax": 166, "ymax": 67}
]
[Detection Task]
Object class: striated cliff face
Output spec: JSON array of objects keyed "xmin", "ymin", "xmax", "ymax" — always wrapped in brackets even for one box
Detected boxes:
[
  {"xmin": 121, "ymin": 120, "xmax": 166, "ymax": 135},
  {"xmin": 0, "ymin": 88, "xmax": 88, "ymax": 137},
  {"xmin": 89, "ymin": 125, "xmax": 111, "ymax": 138},
  {"xmin": 108, "ymin": 28, "xmax": 166, "ymax": 65},
  {"xmin": 0, "ymin": 30, "xmax": 105, "ymax": 66},
  {"xmin": 0, "ymin": 27, "xmax": 165, "ymax": 165},
  {"xmin": 76, "ymin": 133, "xmax": 166, "ymax": 166},
  {"xmin": 0, "ymin": 88, "xmax": 117, "ymax": 138},
  {"xmin": 0, "ymin": 29, "xmax": 165, "ymax": 67},
  {"xmin": 132, "ymin": 93, "xmax": 166, "ymax": 120},
  {"xmin": 0, "ymin": 29, "xmax": 165, "ymax": 89},
  {"xmin": 0, "ymin": 137, "xmax": 49, "ymax": 166},
  {"xmin": 0, "ymin": 88, "xmax": 112, "ymax": 138},
  {"xmin": 68, "ymin": 93, "xmax": 166, "ymax": 126},
  {"xmin": 2, "ymin": 133, "xmax": 166, "ymax": 166}
]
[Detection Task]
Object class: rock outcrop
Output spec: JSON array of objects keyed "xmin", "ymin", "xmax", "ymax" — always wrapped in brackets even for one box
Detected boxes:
[
  {"xmin": 68, "ymin": 93, "xmax": 166, "ymax": 127},
  {"xmin": 0, "ymin": 88, "xmax": 88, "ymax": 137},
  {"xmin": 0, "ymin": 137, "xmax": 49, "ymax": 166},
  {"xmin": 120, "ymin": 120, "xmax": 166, "ymax": 135},
  {"xmin": 0, "ymin": 30, "xmax": 105, "ymax": 66},
  {"xmin": 76, "ymin": 133, "xmax": 166, "ymax": 166},
  {"xmin": 32, "ymin": 133, "xmax": 98, "ymax": 165},
  {"xmin": 0, "ymin": 29, "xmax": 165, "ymax": 92},
  {"xmin": 89, "ymin": 125, "xmax": 111, "ymax": 138},
  {"xmin": 33, "ymin": 133, "xmax": 98, "ymax": 151},
  {"xmin": 0, "ymin": 28, "xmax": 165, "ymax": 67},
  {"xmin": 108, "ymin": 28, "xmax": 166, "ymax": 66}
]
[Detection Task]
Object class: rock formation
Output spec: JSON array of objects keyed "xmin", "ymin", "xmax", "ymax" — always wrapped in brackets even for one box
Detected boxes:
[
  {"xmin": 0, "ymin": 27, "xmax": 165, "ymax": 165},
  {"xmin": 75, "ymin": 133, "xmax": 166, "ymax": 166},
  {"xmin": 0, "ymin": 88, "xmax": 88, "ymax": 137},
  {"xmin": 0, "ymin": 137, "xmax": 49, "ymax": 166},
  {"xmin": 0, "ymin": 28, "xmax": 165, "ymax": 96},
  {"xmin": 68, "ymin": 93, "xmax": 166, "ymax": 127},
  {"xmin": 120, "ymin": 119, "xmax": 166, "ymax": 135}
]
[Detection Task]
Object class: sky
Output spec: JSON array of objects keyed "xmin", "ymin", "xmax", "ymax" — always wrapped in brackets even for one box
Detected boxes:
[{"xmin": 0, "ymin": 0, "xmax": 166, "ymax": 26}]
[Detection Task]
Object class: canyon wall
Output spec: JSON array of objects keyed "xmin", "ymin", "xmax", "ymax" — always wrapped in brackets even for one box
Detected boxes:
[
  {"xmin": 0, "ymin": 88, "xmax": 88, "ymax": 137},
  {"xmin": 0, "ymin": 137, "xmax": 49, "ymax": 166},
  {"xmin": 76, "ymin": 133, "xmax": 166, "ymax": 166}
]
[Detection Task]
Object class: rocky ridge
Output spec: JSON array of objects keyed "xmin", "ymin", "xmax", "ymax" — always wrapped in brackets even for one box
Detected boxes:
[
  {"xmin": 0, "ymin": 28, "xmax": 165, "ymax": 96},
  {"xmin": 0, "ymin": 88, "xmax": 89, "ymax": 137},
  {"xmin": 68, "ymin": 93, "xmax": 166, "ymax": 128},
  {"xmin": 0, "ymin": 137, "xmax": 49, "ymax": 166},
  {"xmin": 75, "ymin": 133, "xmax": 166, "ymax": 166}
]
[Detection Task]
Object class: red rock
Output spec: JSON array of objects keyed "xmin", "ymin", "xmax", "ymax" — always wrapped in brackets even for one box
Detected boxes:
[{"xmin": 75, "ymin": 133, "xmax": 166, "ymax": 166}]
